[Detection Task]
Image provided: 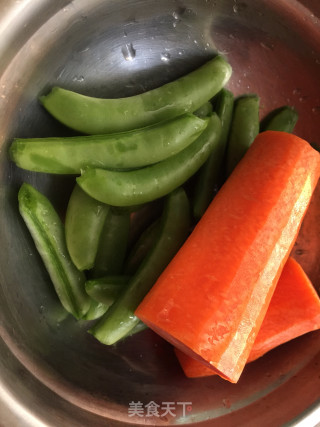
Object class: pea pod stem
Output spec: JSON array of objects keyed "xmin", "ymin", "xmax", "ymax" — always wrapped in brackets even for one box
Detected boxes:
[
  {"xmin": 89, "ymin": 187, "xmax": 191, "ymax": 345},
  {"xmin": 193, "ymin": 89, "xmax": 234, "ymax": 219},
  {"xmin": 40, "ymin": 55, "xmax": 232, "ymax": 134},
  {"xmin": 65, "ymin": 184, "xmax": 109, "ymax": 271},
  {"xmin": 77, "ymin": 113, "xmax": 222, "ymax": 206},
  {"xmin": 226, "ymin": 94, "xmax": 260, "ymax": 176},
  {"xmin": 10, "ymin": 114, "xmax": 207, "ymax": 174},
  {"xmin": 18, "ymin": 183, "xmax": 91, "ymax": 319}
]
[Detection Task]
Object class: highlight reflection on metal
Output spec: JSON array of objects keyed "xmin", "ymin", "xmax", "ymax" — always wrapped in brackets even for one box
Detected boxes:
[{"xmin": 0, "ymin": 0, "xmax": 319, "ymax": 426}]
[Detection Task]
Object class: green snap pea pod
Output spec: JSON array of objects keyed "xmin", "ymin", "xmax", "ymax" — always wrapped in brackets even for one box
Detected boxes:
[
  {"xmin": 124, "ymin": 218, "xmax": 161, "ymax": 275},
  {"xmin": 194, "ymin": 101, "xmax": 213, "ymax": 118},
  {"xmin": 89, "ymin": 186, "xmax": 191, "ymax": 345},
  {"xmin": 77, "ymin": 113, "xmax": 222, "ymax": 207},
  {"xmin": 260, "ymin": 105, "xmax": 298, "ymax": 133},
  {"xmin": 40, "ymin": 55, "xmax": 232, "ymax": 134},
  {"xmin": 84, "ymin": 276, "xmax": 130, "ymax": 321},
  {"xmin": 85, "ymin": 275, "xmax": 129, "ymax": 306},
  {"xmin": 65, "ymin": 184, "xmax": 109, "ymax": 271},
  {"xmin": 83, "ymin": 301, "xmax": 109, "ymax": 321},
  {"xmin": 226, "ymin": 94, "xmax": 260, "ymax": 176},
  {"xmin": 84, "ymin": 277, "xmax": 148, "ymax": 331},
  {"xmin": 92, "ymin": 209, "xmax": 130, "ymax": 278},
  {"xmin": 128, "ymin": 199, "xmax": 163, "ymax": 249},
  {"xmin": 193, "ymin": 89, "xmax": 234, "ymax": 219},
  {"xmin": 18, "ymin": 183, "xmax": 90, "ymax": 319},
  {"xmin": 9, "ymin": 114, "xmax": 207, "ymax": 174}
]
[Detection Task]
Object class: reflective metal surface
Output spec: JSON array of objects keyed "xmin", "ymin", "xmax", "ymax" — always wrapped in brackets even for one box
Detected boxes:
[{"xmin": 0, "ymin": 0, "xmax": 320, "ymax": 425}]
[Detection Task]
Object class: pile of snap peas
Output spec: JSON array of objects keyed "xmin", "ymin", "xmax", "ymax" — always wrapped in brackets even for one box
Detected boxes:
[{"xmin": 11, "ymin": 54, "xmax": 299, "ymax": 345}]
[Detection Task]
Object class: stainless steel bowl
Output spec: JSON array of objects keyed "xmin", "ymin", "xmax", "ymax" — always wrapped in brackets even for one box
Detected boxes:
[{"xmin": 0, "ymin": 1, "xmax": 320, "ymax": 425}]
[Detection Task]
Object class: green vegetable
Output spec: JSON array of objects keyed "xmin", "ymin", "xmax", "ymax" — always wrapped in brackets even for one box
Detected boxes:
[
  {"xmin": 226, "ymin": 94, "xmax": 260, "ymax": 175},
  {"xmin": 83, "ymin": 300, "xmax": 109, "ymax": 321},
  {"xmin": 77, "ymin": 113, "xmax": 222, "ymax": 206},
  {"xmin": 85, "ymin": 276, "xmax": 129, "ymax": 307},
  {"xmin": 260, "ymin": 105, "xmax": 298, "ymax": 133},
  {"xmin": 40, "ymin": 55, "xmax": 232, "ymax": 134},
  {"xmin": 84, "ymin": 277, "xmax": 147, "ymax": 330},
  {"xmin": 193, "ymin": 88, "xmax": 234, "ymax": 219},
  {"xmin": 9, "ymin": 114, "xmax": 207, "ymax": 174},
  {"xmin": 92, "ymin": 209, "xmax": 130, "ymax": 278},
  {"xmin": 194, "ymin": 101, "xmax": 213, "ymax": 118},
  {"xmin": 18, "ymin": 183, "xmax": 90, "ymax": 319},
  {"xmin": 65, "ymin": 184, "xmax": 109, "ymax": 271},
  {"xmin": 89, "ymin": 187, "xmax": 191, "ymax": 345},
  {"xmin": 124, "ymin": 218, "xmax": 161, "ymax": 275}
]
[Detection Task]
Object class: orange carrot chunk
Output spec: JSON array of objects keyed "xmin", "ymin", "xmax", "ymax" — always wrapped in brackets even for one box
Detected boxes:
[
  {"xmin": 135, "ymin": 131, "xmax": 320, "ymax": 383},
  {"xmin": 174, "ymin": 257, "xmax": 320, "ymax": 378}
]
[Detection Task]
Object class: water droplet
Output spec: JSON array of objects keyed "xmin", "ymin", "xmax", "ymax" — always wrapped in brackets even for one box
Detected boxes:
[
  {"xmin": 295, "ymin": 248, "xmax": 307, "ymax": 255},
  {"xmin": 172, "ymin": 10, "xmax": 180, "ymax": 20},
  {"xmin": 299, "ymin": 96, "xmax": 307, "ymax": 103},
  {"xmin": 161, "ymin": 52, "xmax": 171, "ymax": 62},
  {"xmin": 312, "ymin": 106, "xmax": 320, "ymax": 114},
  {"xmin": 315, "ymin": 58, "xmax": 320, "ymax": 65},
  {"xmin": 172, "ymin": 9, "xmax": 182, "ymax": 27},
  {"xmin": 56, "ymin": 67, "xmax": 65, "ymax": 80},
  {"xmin": 222, "ymin": 398, "xmax": 231, "ymax": 409},
  {"xmin": 39, "ymin": 305, "xmax": 45, "ymax": 313},
  {"xmin": 260, "ymin": 41, "xmax": 274, "ymax": 51},
  {"xmin": 233, "ymin": 1, "xmax": 247, "ymax": 14},
  {"xmin": 121, "ymin": 43, "xmax": 136, "ymax": 61},
  {"xmin": 123, "ymin": 30, "xmax": 128, "ymax": 37},
  {"xmin": 292, "ymin": 88, "xmax": 302, "ymax": 96},
  {"xmin": 72, "ymin": 75, "xmax": 85, "ymax": 82}
]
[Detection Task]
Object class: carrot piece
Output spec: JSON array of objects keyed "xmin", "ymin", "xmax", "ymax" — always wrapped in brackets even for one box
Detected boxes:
[
  {"xmin": 174, "ymin": 257, "xmax": 320, "ymax": 378},
  {"xmin": 135, "ymin": 131, "xmax": 320, "ymax": 383}
]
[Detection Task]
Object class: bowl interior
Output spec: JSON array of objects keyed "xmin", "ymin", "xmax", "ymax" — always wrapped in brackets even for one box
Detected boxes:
[{"xmin": 0, "ymin": 0, "xmax": 320, "ymax": 425}]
